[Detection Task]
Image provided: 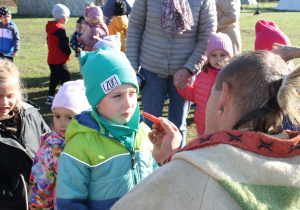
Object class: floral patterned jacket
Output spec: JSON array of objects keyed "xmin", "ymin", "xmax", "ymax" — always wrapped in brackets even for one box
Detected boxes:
[{"xmin": 29, "ymin": 130, "xmax": 65, "ymax": 210}]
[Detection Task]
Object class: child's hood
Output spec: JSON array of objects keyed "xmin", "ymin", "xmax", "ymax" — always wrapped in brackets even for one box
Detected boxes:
[
  {"xmin": 65, "ymin": 110, "xmax": 101, "ymax": 144},
  {"xmin": 46, "ymin": 21, "xmax": 64, "ymax": 34},
  {"xmin": 43, "ymin": 130, "xmax": 65, "ymax": 145}
]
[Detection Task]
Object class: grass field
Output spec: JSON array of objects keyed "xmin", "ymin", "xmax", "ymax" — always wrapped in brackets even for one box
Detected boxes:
[{"xmin": 4, "ymin": 2, "xmax": 300, "ymax": 142}]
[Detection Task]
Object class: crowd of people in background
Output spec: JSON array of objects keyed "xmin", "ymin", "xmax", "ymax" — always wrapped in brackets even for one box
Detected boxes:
[{"xmin": 0, "ymin": 0, "xmax": 300, "ymax": 209}]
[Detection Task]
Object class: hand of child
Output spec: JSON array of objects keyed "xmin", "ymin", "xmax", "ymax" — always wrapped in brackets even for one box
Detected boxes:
[
  {"xmin": 173, "ymin": 68, "xmax": 192, "ymax": 89},
  {"xmin": 77, "ymin": 47, "xmax": 82, "ymax": 52},
  {"xmin": 78, "ymin": 37, "xmax": 83, "ymax": 44},
  {"xmin": 148, "ymin": 118, "xmax": 181, "ymax": 165},
  {"xmin": 13, "ymin": 52, "xmax": 18, "ymax": 57}
]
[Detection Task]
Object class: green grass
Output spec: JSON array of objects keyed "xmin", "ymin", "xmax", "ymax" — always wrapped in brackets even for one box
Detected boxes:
[
  {"xmin": 6, "ymin": 3, "xmax": 300, "ymax": 142},
  {"xmin": 240, "ymin": 3, "xmax": 300, "ymax": 53}
]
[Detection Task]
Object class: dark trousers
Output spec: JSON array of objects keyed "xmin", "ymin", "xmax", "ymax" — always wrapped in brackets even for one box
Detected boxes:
[
  {"xmin": 48, "ymin": 63, "xmax": 70, "ymax": 96},
  {"xmin": 0, "ymin": 53, "xmax": 13, "ymax": 62}
]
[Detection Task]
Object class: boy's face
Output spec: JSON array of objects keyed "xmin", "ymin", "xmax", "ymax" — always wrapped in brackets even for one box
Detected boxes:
[
  {"xmin": 76, "ymin": 23, "xmax": 83, "ymax": 34},
  {"xmin": 96, "ymin": 84, "xmax": 137, "ymax": 125},
  {"xmin": 60, "ymin": 16, "xmax": 69, "ymax": 25},
  {"xmin": 1, "ymin": 15, "xmax": 11, "ymax": 25},
  {"xmin": 53, "ymin": 107, "xmax": 76, "ymax": 138}
]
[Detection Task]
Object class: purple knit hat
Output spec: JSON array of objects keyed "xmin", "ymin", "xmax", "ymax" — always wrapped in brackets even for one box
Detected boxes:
[
  {"xmin": 51, "ymin": 80, "xmax": 91, "ymax": 114},
  {"xmin": 84, "ymin": 6, "xmax": 103, "ymax": 20},
  {"xmin": 255, "ymin": 19, "xmax": 291, "ymax": 51},
  {"xmin": 206, "ymin": 32, "xmax": 233, "ymax": 59}
]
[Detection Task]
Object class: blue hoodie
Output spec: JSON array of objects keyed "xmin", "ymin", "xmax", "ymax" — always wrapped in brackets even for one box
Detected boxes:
[{"xmin": 0, "ymin": 20, "xmax": 20, "ymax": 56}]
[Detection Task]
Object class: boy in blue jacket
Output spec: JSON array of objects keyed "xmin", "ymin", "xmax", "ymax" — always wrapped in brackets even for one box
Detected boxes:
[
  {"xmin": 0, "ymin": 7, "xmax": 20, "ymax": 62},
  {"xmin": 56, "ymin": 47, "xmax": 181, "ymax": 209},
  {"xmin": 56, "ymin": 47, "xmax": 156, "ymax": 209}
]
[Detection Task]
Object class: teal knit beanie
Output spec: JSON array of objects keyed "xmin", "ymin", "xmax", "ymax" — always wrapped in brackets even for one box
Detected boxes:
[{"xmin": 80, "ymin": 47, "xmax": 139, "ymax": 108}]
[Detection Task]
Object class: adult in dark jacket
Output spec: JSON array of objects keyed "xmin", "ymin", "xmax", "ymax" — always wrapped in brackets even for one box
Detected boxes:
[{"xmin": 0, "ymin": 60, "xmax": 50, "ymax": 210}]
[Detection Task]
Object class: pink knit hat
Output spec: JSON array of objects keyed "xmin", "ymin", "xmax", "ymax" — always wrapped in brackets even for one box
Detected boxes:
[
  {"xmin": 206, "ymin": 32, "xmax": 233, "ymax": 59},
  {"xmin": 51, "ymin": 80, "xmax": 91, "ymax": 114},
  {"xmin": 84, "ymin": 6, "xmax": 103, "ymax": 20},
  {"xmin": 255, "ymin": 19, "xmax": 291, "ymax": 51}
]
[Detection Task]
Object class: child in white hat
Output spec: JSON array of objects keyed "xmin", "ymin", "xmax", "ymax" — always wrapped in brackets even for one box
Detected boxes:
[
  {"xmin": 45, "ymin": 4, "xmax": 72, "ymax": 106},
  {"xmin": 29, "ymin": 80, "xmax": 91, "ymax": 210}
]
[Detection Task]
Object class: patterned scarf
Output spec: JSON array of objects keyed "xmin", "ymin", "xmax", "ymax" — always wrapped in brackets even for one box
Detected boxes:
[{"xmin": 161, "ymin": 0, "xmax": 194, "ymax": 35}]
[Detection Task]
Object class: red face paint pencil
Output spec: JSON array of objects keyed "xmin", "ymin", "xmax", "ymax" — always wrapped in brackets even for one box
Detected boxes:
[{"xmin": 142, "ymin": 112, "xmax": 177, "ymax": 131}]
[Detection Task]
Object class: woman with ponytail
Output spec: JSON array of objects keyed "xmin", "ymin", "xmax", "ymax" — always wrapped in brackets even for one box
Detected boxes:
[{"xmin": 112, "ymin": 50, "xmax": 300, "ymax": 209}]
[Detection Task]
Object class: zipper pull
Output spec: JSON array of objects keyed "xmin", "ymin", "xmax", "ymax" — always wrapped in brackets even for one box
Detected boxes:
[
  {"xmin": 131, "ymin": 150, "xmax": 137, "ymax": 168},
  {"xmin": 132, "ymin": 158, "xmax": 138, "ymax": 169}
]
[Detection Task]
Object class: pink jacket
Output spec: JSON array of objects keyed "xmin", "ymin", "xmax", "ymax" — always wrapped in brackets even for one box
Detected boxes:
[
  {"xmin": 177, "ymin": 67, "xmax": 220, "ymax": 135},
  {"xmin": 29, "ymin": 130, "xmax": 65, "ymax": 210},
  {"xmin": 81, "ymin": 22, "xmax": 109, "ymax": 51}
]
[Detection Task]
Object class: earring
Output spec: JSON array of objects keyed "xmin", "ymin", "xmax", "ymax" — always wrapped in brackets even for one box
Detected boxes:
[{"xmin": 220, "ymin": 106, "xmax": 224, "ymax": 116}]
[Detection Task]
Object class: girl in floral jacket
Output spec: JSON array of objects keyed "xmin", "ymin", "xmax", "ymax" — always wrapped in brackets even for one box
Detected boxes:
[{"xmin": 29, "ymin": 80, "xmax": 91, "ymax": 209}]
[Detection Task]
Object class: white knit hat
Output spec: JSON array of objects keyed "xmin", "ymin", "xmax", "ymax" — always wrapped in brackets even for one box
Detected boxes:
[
  {"xmin": 51, "ymin": 80, "xmax": 91, "ymax": 114},
  {"xmin": 93, "ymin": 35, "xmax": 121, "ymax": 51},
  {"xmin": 52, "ymin": 4, "xmax": 70, "ymax": 20}
]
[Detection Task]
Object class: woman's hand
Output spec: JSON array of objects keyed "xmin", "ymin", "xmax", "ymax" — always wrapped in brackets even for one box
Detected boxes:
[
  {"xmin": 173, "ymin": 68, "xmax": 192, "ymax": 89},
  {"xmin": 149, "ymin": 118, "xmax": 182, "ymax": 165},
  {"xmin": 272, "ymin": 43, "xmax": 300, "ymax": 62}
]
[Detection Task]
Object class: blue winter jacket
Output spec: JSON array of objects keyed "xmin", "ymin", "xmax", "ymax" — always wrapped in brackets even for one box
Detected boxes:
[{"xmin": 0, "ymin": 21, "xmax": 20, "ymax": 56}]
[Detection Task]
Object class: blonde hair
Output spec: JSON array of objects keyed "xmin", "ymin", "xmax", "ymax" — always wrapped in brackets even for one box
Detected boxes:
[
  {"xmin": 215, "ymin": 50, "xmax": 299, "ymax": 134},
  {"xmin": 0, "ymin": 60, "xmax": 26, "ymax": 111},
  {"xmin": 277, "ymin": 67, "xmax": 300, "ymax": 126}
]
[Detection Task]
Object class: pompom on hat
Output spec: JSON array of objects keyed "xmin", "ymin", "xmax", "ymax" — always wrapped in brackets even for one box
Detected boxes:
[
  {"xmin": 51, "ymin": 80, "xmax": 91, "ymax": 114},
  {"xmin": 206, "ymin": 32, "xmax": 233, "ymax": 59},
  {"xmin": 84, "ymin": 6, "xmax": 103, "ymax": 20},
  {"xmin": 93, "ymin": 35, "xmax": 121, "ymax": 51},
  {"xmin": 52, "ymin": 4, "xmax": 70, "ymax": 20},
  {"xmin": 85, "ymin": 2, "xmax": 95, "ymax": 7},
  {"xmin": 80, "ymin": 47, "xmax": 139, "ymax": 108},
  {"xmin": 0, "ymin": 7, "xmax": 11, "ymax": 17},
  {"xmin": 255, "ymin": 19, "xmax": 291, "ymax": 51}
]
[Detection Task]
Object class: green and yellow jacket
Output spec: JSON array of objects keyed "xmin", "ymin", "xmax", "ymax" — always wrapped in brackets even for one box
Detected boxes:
[{"xmin": 56, "ymin": 110, "xmax": 157, "ymax": 209}]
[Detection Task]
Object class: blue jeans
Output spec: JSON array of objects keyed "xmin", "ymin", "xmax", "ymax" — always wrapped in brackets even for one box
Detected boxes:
[{"xmin": 140, "ymin": 68, "xmax": 191, "ymax": 148}]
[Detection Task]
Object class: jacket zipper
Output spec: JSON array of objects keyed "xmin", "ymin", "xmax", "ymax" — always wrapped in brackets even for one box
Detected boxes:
[{"xmin": 106, "ymin": 136, "xmax": 139, "ymax": 185}]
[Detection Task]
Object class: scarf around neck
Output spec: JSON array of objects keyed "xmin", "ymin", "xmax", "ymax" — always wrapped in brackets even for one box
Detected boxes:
[
  {"xmin": 91, "ymin": 104, "xmax": 140, "ymax": 151},
  {"xmin": 161, "ymin": 0, "xmax": 194, "ymax": 35},
  {"xmin": 0, "ymin": 108, "xmax": 21, "ymax": 139}
]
